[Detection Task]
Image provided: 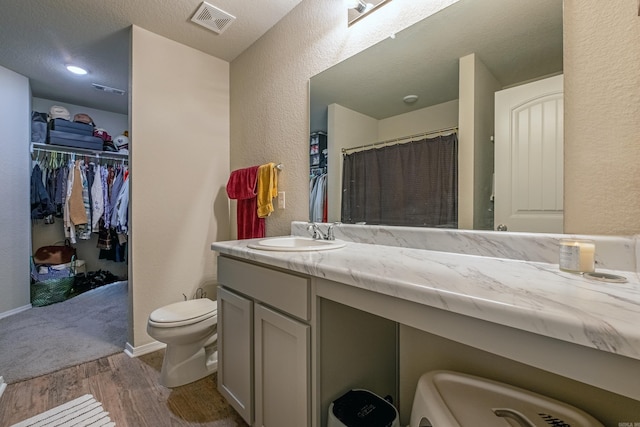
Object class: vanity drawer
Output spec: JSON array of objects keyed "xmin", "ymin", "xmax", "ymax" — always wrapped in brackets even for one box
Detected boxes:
[{"xmin": 218, "ymin": 256, "xmax": 310, "ymax": 321}]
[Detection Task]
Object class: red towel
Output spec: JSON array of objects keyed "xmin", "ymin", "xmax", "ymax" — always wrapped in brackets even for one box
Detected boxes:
[{"xmin": 226, "ymin": 166, "xmax": 264, "ymax": 239}]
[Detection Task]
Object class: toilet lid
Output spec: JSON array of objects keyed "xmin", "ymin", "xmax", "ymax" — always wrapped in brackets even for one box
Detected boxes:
[{"xmin": 150, "ymin": 298, "xmax": 217, "ymax": 324}]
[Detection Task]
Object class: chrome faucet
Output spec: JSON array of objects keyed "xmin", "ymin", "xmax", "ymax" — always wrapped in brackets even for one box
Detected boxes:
[
  {"xmin": 307, "ymin": 223, "xmax": 324, "ymax": 240},
  {"xmin": 326, "ymin": 222, "xmax": 341, "ymax": 240},
  {"xmin": 307, "ymin": 222, "xmax": 341, "ymax": 240}
]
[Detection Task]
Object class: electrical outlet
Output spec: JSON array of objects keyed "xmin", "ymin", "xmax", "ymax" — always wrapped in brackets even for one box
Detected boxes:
[{"xmin": 278, "ymin": 191, "xmax": 285, "ymax": 209}]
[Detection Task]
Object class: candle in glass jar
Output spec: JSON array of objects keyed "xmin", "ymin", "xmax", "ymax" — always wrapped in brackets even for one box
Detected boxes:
[{"xmin": 559, "ymin": 239, "xmax": 596, "ymax": 273}]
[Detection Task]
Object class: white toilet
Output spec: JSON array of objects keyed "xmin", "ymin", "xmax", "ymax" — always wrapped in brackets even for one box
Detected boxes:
[{"xmin": 147, "ymin": 298, "xmax": 218, "ymax": 388}]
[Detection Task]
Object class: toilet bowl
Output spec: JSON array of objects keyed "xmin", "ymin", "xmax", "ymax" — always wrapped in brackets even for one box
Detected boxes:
[{"xmin": 147, "ymin": 298, "xmax": 218, "ymax": 388}]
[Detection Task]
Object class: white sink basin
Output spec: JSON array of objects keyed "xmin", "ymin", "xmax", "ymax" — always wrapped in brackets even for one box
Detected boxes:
[{"xmin": 248, "ymin": 237, "xmax": 346, "ymax": 252}]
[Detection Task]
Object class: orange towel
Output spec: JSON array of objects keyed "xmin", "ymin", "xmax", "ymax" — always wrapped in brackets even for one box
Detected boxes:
[{"xmin": 257, "ymin": 163, "xmax": 278, "ymax": 218}]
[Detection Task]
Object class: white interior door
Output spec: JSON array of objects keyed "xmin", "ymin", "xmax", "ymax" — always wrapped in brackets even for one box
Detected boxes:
[{"xmin": 494, "ymin": 74, "xmax": 563, "ymax": 233}]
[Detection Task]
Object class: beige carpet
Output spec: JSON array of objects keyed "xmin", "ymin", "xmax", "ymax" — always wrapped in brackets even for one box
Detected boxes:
[{"xmin": 0, "ymin": 281, "xmax": 127, "ymax": 384}]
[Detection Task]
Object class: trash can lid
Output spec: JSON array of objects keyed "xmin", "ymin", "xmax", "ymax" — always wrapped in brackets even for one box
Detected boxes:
[{"xmin": 331, "ymin": 389, "xmax": 398, "ymax": 427}]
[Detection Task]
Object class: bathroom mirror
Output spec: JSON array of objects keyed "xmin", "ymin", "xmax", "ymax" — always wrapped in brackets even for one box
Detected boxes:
[{"xmin": 310, "ymin": 0, "xmax": 563, "ymax": 231}]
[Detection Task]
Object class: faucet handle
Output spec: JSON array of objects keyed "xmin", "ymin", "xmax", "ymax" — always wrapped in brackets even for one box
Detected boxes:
[
  {"xmin": 327, "ymin": 222, "xmax": 341, "ymax": 240},
  {"xmin": 307, "ymin": 222, "xmax": 323, "ymax": 240}
]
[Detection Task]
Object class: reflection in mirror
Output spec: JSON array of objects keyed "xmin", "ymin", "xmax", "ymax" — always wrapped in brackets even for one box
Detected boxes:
[{"xmin": 310, "ymin": 0, "xmax": 563, "ymax": 232}]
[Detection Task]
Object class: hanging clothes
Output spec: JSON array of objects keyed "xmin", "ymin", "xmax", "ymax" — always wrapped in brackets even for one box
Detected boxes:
[
  {"xmin": 309, "ymin": 172, "xmax": 326, "ymax": 223},
  {"xmin": 91, "ymin": 164, "xmax": 104, "ymax": 231},
  {"xmin": 31, "ymin": 149, "xmax": 129, "ymax": 262},
  {"xmin": 98, "ymin": 165, "xmax": 129, "ymax": 262},
  {"xmin": 30, "ymin": 164, "xmax": 54, "ymax": 219},
  {"xmin": 68, "ymin": 161, "xmax": 87, "ymax": 227},
  {"xmin": 77, "ymin": 162, "xmax": 93, "ymax": 240},
  {"xmin": 113, "ymin": 176, "xmax": 129, "ymax": 235}
]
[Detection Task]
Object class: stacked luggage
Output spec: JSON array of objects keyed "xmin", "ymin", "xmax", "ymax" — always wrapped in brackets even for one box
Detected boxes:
[
  {"xmin": 48, "ymin": 118, "xmax": 103, "ymax": 150},
  {"xmin": 32, "ymin": 105, "xmax": 124, "ymax": 152}
]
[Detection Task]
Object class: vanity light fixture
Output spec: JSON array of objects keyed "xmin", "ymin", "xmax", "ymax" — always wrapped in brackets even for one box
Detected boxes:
[
  {"xmin": 347, "ymin": 0, "xmax": 391, "ymax": 27},
  {"xmin": 66, "ymin": 65, "xmax": 88, "ymax": 75},
  {"xmin": 346, "ymin": 0, "xmax": 371, "ymax": 14}
]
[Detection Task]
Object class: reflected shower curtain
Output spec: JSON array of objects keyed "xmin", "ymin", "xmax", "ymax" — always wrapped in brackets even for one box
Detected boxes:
[{"xmin": 341, "ymin": 133, "xmax": 458, "ymax": 227}]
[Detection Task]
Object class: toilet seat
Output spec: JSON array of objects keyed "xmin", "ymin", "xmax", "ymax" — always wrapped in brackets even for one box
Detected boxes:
[{"xmin": 149, "ymin": 299, "xmax": 217, "ymax": 328}]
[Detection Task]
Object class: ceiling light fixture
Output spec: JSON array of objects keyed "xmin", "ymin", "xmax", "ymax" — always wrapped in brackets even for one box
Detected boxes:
[
  {"xmin": 403, "ymin": 94, "xmax": 419, "ymax": 104},
  {"xmin": 66, "ymin": 65, "xmax": 88, "ymax": 75}
]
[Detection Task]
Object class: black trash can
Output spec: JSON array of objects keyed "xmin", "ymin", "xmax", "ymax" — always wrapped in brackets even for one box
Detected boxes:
[{"xmin": 328, "ymin": 389, "xmax": 400, "ymax": 427}]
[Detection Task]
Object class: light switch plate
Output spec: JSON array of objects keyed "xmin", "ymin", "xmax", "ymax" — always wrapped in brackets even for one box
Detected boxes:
[{"xmin": 278, "ymin": 191, "xmax": 285, "ymax": 209}]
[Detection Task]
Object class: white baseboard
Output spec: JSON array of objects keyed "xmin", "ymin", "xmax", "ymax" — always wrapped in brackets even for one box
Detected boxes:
[
  {"xmin": 0, "ymin": 304, "xmax": 32, "ymax": 320},
  {"xmin": 124, "ymin": 340, "xmax": 166, "ymax": 358},
  {"xmin": 0, "ymin": 376, "xmax": 6, "ymax": 399}
]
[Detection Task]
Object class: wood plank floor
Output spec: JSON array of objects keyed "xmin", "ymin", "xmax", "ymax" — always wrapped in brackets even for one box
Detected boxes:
[{"xmin": 0, "ymin": 350, "xmax": 249, "ymax": 427}]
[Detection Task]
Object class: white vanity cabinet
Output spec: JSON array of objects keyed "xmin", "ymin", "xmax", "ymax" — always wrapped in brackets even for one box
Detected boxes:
[
  {"xmin": 212, "ymin": 235, "xmax": 640, "ymax": 427},
  {"xmin": 217, "ymin": 256, "xmax": 311, "ymax": 427},
  {"xmin": 217, "ymin": 286, "xmax": 253, "ymax": 422}
]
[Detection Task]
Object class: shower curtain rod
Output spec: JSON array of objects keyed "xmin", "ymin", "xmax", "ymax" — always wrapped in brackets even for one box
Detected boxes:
[{"xmin": 341, "ymin": 126, "xmax": 458, "ymax": 154}]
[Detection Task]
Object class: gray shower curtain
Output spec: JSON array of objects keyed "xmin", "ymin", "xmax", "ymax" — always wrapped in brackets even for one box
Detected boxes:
[{"xmin": 341, "ymin": 133, "xmax": 458, "ymax": 227}]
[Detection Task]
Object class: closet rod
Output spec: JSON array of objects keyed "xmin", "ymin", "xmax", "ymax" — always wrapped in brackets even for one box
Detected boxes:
[
  {"xmin": 31, "ymin": 143, "xmax": 128, "ymax": 162},
  {"xmin": 341, "ymin": 126, "xmax": 458, "ymax": 154}
]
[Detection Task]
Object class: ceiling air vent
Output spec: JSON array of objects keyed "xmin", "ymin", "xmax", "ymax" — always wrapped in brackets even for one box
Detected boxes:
[
  {"xmin": 191, "ymin": 2, "xmax": 236, "ymax": 35},
  {"xmin": 92, "ymin": 83, "xmax": 125, "ymax": 96}
]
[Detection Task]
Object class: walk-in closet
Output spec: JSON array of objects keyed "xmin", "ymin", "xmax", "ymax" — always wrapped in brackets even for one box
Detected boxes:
[{"xmin": 29, "ymin": 98, "xmax": 130, "ymax": 302}]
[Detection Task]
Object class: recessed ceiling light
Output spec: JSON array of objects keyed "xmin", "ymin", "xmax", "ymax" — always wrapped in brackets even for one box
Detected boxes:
[
  {"xmin": 66, "ymin": 65, "xmax": 88, "ymax": 75},
  {"xmin": 403, "ymin": 94, "xmax": 419, "ymax": 104}
]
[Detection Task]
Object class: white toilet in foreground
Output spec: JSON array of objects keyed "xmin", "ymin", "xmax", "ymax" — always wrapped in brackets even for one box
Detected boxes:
[{"xmin": 147, "ymin": 298, "xmax": 218, "ymax": 388}]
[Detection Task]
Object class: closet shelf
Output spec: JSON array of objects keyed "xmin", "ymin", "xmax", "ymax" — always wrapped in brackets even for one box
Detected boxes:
[{"xmin": 31, "ymin": 142, "xmax": 128, "ymax": 162}]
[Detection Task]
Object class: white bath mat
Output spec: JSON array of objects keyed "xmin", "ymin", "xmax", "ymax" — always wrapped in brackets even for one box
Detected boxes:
[{"xmin": 10, "ymin": 394, "xmax": 115, "ymax": 427}]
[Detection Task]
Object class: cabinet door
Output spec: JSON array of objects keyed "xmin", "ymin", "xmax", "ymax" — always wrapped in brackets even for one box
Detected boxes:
[
  {"xmin": 254, "ymin": 303, "xmax": 310, "ymax": 427},
  {"xmin": 217, "ymin": 286, "xmax": 253, "ymax": 424}
]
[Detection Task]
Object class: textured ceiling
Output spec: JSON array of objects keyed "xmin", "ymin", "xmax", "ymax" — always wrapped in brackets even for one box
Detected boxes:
[
  {"xmin": 0, "ymin": 0, "xmax": 304, "ymax": 115},
  {"xmin": 310, "ymin": 0, "xmax": 563, "ymax": 131}
]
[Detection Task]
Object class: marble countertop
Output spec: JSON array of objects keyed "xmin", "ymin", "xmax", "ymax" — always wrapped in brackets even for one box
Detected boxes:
[{"xmin": 210, "ymin": 237, "xmax": 640, "ymax": 362}]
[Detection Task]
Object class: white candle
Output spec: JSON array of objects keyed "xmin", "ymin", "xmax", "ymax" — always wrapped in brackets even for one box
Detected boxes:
[{"xmin": 559, "ymin": 239, "xmax": 596, "ymax": 273}]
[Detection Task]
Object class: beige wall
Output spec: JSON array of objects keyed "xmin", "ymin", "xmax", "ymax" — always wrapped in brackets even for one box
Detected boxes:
[
  {"xmin": 230, "ymin": 0, "xmax": 459, "ymax": 237},
  {"xmin": 378, "ymin": 99, "xmax": 459, "ymax": 141},
  {"xmin": 564, "ymin": 0, "xmax": 640, "ymax": 235},
  {"xmin": 458, "ymin": 54, "xmax": 475, "ymax": 230},
  {"xmin": 233, "ymin": 0, "xmax": 640, "ymax": 236},
  {"xmin": 130, "ymin": 26, "xmax": 230, "ymax": 347},
  {"xmin": 457, "ymin": 53, "xmax": 499, "ymax": 230},
  {"xmin": 0, "ymin": 66, "xmax": 31, "ymax": 315}
]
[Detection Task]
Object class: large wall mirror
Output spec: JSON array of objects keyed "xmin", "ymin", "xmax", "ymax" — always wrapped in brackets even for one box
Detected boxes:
[{"xmin": 310, "ymin": 0, "xmax": 563, "ymax": 232}]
